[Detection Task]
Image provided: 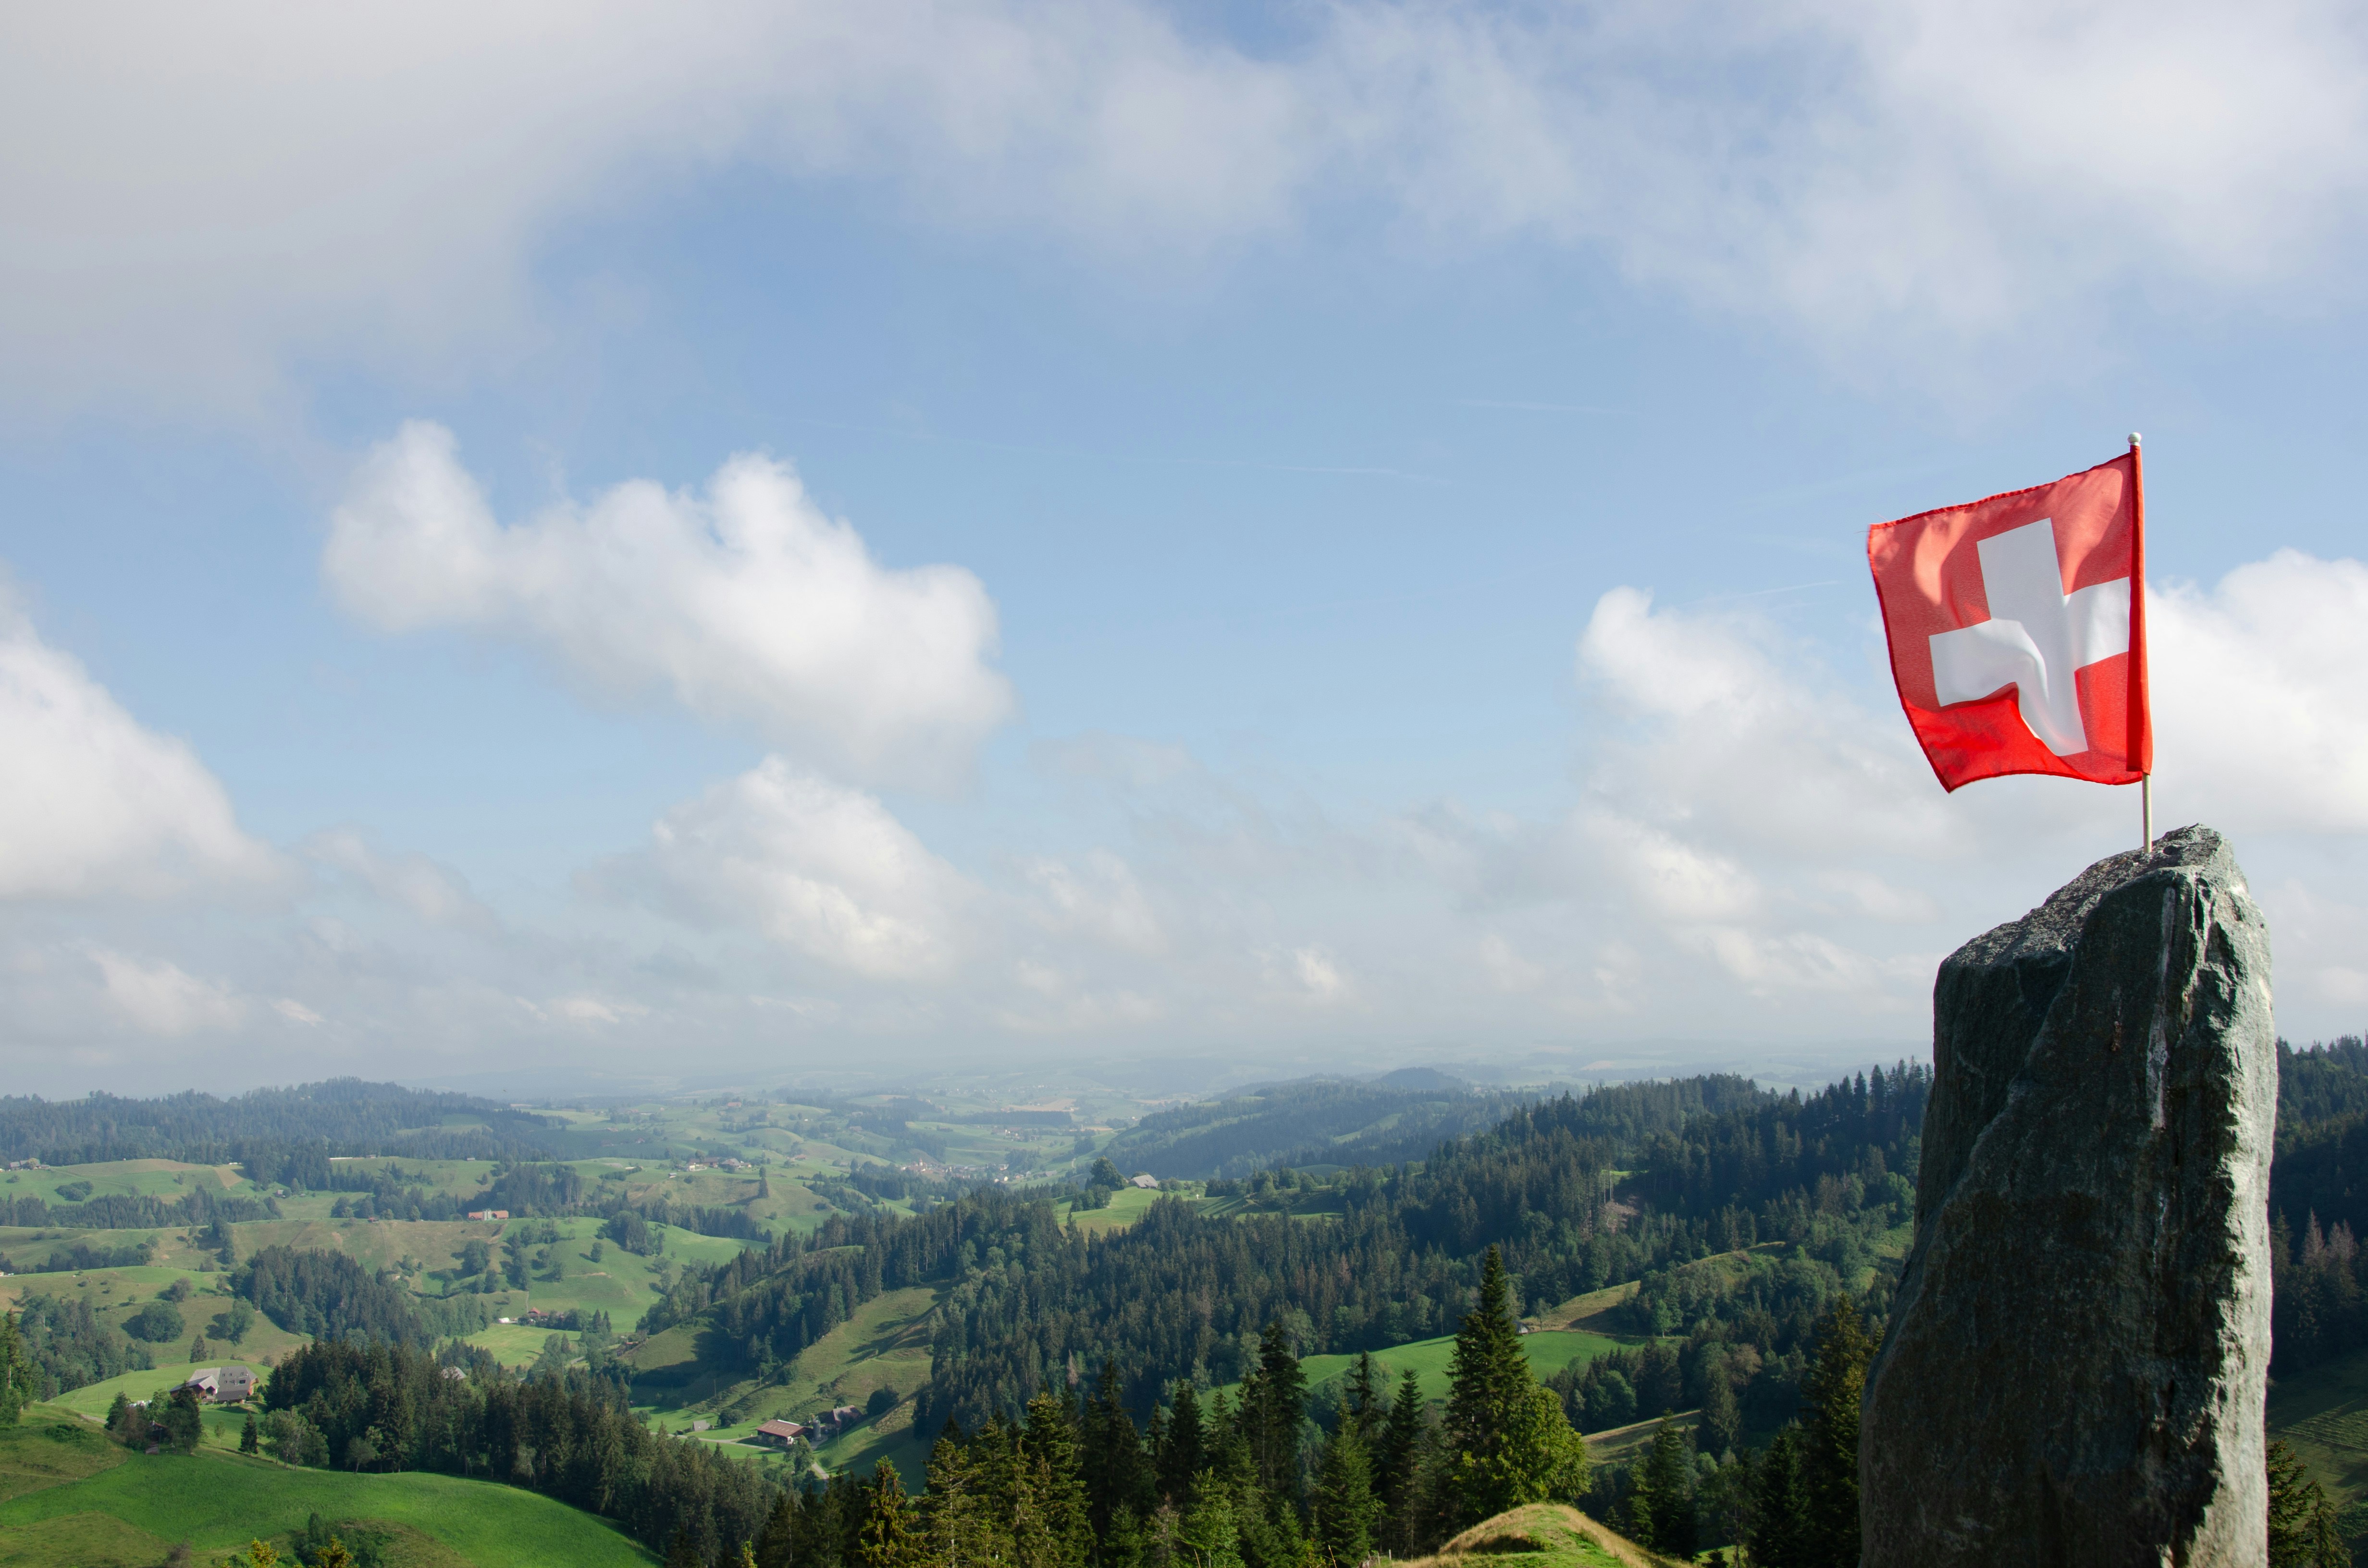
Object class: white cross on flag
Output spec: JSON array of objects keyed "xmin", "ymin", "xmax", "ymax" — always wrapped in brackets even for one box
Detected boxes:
[{"xmin": 1868, "ymin": 449, "xmax": 2151, "ymax": 792}]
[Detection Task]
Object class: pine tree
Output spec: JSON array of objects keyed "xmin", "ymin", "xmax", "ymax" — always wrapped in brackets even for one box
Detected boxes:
[
  {"xmin": 1441, "ymin": 1246, "xmax": 1587, "ymax": 1528},
  {"xmin": 1749, "ymin": 1424, "xmax": 1808, "ymax": 1568},
  {"xmin": 1313, "ymin": 1425, "xmax": 1379, "ymax": 1567},
  {"xmin": 1342, "ymin": 1352, "xmax": 1382, "ymax": 1443},
  {"xmin": 0, "ymin": 1313, "xmax": 30, "ymax": 1424},
  {"xmin": 1629, "ymin": 1421, "xmax": 1696, "ymax": 1557},
  {"xmin": 1020, "ymin": 1387, "xmax": 1094, "ymax": 1567},
  {"xmin": 240, "ymin": 1411, "xmax": 260, "ymax": 1454},
  {"xmin": 1799, "ymin": 1295, "xmax": 1873, "ymax": 1567},
  {"xmin": 1374, "ymin": 1369, "xmax": 1426, "ymax": 1548},
  {"xmin": 858, "ymin": 1459, "xmax": 923, "ymax": 1567},
  {"xmin": 1701, "ymin": 1369, "xmax": 1741, "ymax": 1456},
  {"xmin": 664, "ymin": 1529, "xmax": 702, "ymax": 1568},
  {"xmin": 1156, "ymin": 1382, "xmax": 1207, "ymax": 1509},
  {"xmin": 1083, "ymin": 1360, "xmax": 1154, "ymax": 1555},
  {"xmin": 2267, "ymin": 1438, "xmax": 2347, "ymax": 1568},
  {"xmin": 1239, "ymin": 1321, "xmax": 1308, "ymax": 1507},
  {"xmin": 754, "ymin": 1491, "xmax": 799, "ymax": 1568}
]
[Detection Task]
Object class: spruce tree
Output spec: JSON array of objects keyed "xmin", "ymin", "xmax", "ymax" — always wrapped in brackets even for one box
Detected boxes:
[
  {"xmin": 857, "ymin": 1460, "xmax": 922, "ymax": 1567},
  {"xmin": 1240, "ymin": 1321, "xmax": 1307, "ymax": 1507},
  {"xmin": 1021, "ymin": 1387, "xmax": 1094, "ymax": 1567},
  {"xmin": 1799, "ymin": 1295, "xmax": 1873, "ymax": 1567},
  {"xmin": 1342, "ymin": 1352, "xmax": 1382, "ymax": 1442},
  {"xmin": 754, "ymin": 1491, "xmax": 799, "ymax": 1568},
  {"xmin": 1083, "ymin": 1360, "xmax": 1154, "ymax": 1556},
  {"xmin": 1749, "ymin": 1424, "xmax": 1807, "ymax": 1568},
  {"xmin": 1373, "ymin": 1368, "xmax": 1427, "ymax": 1551},
  {"xmin": 1157, "ymin": 1382, "xmax": 1207, "ymax": 1509},
  {"xmin": 1630, "ymin": 1421, "xmax": 1696, "ymax": 1556},
  {"xmin": 1313, "ymin": 1426, "xmax": 1379, "ymax": 1566},
  {"xmin": 1442, "ymin": 1246, "xmax": 1588, "ymax": 1528},
  {"xmin": 0, "ymin": 1313, "xmax": 29, "ymax": 1424}
]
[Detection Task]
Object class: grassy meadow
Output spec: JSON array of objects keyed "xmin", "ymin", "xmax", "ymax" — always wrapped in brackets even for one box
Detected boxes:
[{"xmin": 0, "ymin": 1408, "xmax": 655, "ymax": 1567}]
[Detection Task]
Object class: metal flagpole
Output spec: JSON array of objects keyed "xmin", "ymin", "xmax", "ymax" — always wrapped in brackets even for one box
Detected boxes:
[{"xmin": 2131, "ymin": 432, "xmax": 2152, "ymax": 855}]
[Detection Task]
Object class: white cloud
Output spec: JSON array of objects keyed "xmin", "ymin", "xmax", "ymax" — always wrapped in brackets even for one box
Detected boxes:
[
  {"xmin": 0, "ymin": 588, "xmax": 280, "ymax": 900},
  {"xmin": 271, "ymin": 998, "xmax": 325, "ymax": 1026},
  {"xmin": 2148, "ymin": 551, "xmax": 2368, "ymax": 834},
  {"xmin": 9, "ymin": 0, "xmax": 2368, "ymax": 412},
  {"xmin": 304, "ymin": 827, "xmax": 495, "ymax": 930},
  {"xmin": 615, "ymin": 755, "xmax": 976, "ymax": 979},
  {"xmin": 1021, "ymin": 850, "xmax": 1165, "ymax": 956},
  {"xmin": 90, "ymin": 949, "xmax": 245, "ymax": 1036},
  {"xmin": 325, "ymin": 421, "xmax": 1014, "ymax": 785}
]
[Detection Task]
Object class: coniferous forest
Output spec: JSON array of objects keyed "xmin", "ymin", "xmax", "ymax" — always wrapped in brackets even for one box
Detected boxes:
[{"xmin": 4, "ymin": 1048, "xmax": 2364, "ymax": 1565}]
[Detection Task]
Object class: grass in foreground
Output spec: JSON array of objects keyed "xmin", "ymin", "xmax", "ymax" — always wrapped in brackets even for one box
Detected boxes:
[
  {"xmin": 1403, "ymin": 1502, "xmax": 1672, "ymax": 1568},
  {"xmin": 0, "ymin": 1415, "xmax": 654, "ymax": 1567}
]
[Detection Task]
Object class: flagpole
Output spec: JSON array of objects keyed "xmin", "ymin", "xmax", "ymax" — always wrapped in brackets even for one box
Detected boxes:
[{"xmin": 2130, "ymin": 432, "xmax": 2151, "ymax": 855}]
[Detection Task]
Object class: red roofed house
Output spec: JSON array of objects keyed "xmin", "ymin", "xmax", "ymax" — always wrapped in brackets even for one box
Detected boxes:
[{"xmin": 754, "ymin": 1420, "xmax": 805, "ymax": 1448}]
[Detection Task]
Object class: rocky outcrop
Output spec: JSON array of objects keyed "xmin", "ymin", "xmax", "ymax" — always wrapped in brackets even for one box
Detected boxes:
[{"xmin": 1860, "ymin": 826, "xmax": 2275, "ymax": 1567}]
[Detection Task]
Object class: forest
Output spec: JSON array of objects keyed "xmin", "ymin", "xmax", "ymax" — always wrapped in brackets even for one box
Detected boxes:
[{"xmin": 0, "ymin": 1078, "xmax": 561, "ymax": 1168}]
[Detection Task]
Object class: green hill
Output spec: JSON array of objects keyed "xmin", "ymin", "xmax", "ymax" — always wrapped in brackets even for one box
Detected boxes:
[
  {"xmin": 1405, "ymin": 1502, "xmax": 1674, "ymax": 1568},
  {"xmin": 0, "ymin": 1408, "xmax": 653, "ymax": 1567}
]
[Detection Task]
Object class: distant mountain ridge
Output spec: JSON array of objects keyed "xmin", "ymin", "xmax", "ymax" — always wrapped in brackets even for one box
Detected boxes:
[{"xmin": 0, "ymin": 1078, "xmax": 561, "ymax": 1168}]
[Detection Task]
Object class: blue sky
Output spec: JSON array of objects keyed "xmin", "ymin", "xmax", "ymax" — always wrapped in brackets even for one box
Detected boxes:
[{"xmin": 5, "ymin": 1, "xmax": 2366, "ymax": 1094}]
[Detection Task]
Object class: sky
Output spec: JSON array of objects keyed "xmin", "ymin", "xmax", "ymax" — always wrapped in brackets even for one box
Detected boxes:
[{"xmin": 5, "ymin": 0, "xmax": 2368, "ymax": 1097}]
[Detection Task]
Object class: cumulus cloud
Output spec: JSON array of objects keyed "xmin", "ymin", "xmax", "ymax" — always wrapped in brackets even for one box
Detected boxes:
[
  {"xmin": 0, "ymin": 588, "xmax": 280, "ymax": 900},
  {"xmin": 611, "ymin": 756, "xmax": 977, "ymax": 979},
  {"xmin": 8, "ymin": 0, "xmax": 2367, "ymax": 410},
  {"xmin": 2148, "ymin": 551, "xmax": 2368, "ymax": 834},
  {"xmin": 325, "ymin": 421, "xmax": 1014, "ymax": 785}
]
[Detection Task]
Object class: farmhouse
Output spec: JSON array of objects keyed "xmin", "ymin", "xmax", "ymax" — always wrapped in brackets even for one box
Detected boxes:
[
  {"xmin": 466, "ymin": 1209, "xmax": 509, "ymax": 1221},
  {"xmin": 181, "ymin": 1365, "xmax": 254, "ymax": 1402},
  {"xmin": 1129, "ymin": 1174, "xmax": 1159, "ymax": 1188},
  {"xmin": 753, "ymin": 1419, "xmax": 804, "ymax": 1447}
]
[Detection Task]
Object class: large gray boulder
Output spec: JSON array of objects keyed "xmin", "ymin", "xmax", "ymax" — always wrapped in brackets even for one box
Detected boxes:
[{"xmin": 1860, "ymin": 825, "xmax": 2275, "ymax": 1567}]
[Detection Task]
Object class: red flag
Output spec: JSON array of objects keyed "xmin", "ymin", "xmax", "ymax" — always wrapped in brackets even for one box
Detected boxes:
[{"xmin": 1869, "ymin": 448, "xmax": 2150, "ymax": 792}]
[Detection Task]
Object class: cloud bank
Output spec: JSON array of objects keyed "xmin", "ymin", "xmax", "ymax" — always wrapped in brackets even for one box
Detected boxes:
[{"xmin": 7, "ymin": 0, "xmax": 2367, "ymax": 410}]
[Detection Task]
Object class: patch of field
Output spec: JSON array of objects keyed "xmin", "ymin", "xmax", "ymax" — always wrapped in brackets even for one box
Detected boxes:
[
  {"xmin": 1, "ymin": 1161, "xmax": 245, "ymax": 1205},
  {"xmin": 0, "ymin": 1435, "xmax": 654, "ymax": 1567},
  {"xmin": 779, "ymin": 1286, "xmax": 938, "ymax": 1411},
  {"xmin": 0, "ymin": 1410, "xmax": 128, "ymax": 1502},
  {"xmin": 1535, "ymin": 1243, "xmax": 1784, "ymax": 1335},
  {"xmin": 460, "ymin": 1324, "xmax": 575, "ymax": 1369},
  {"xmin": 1584, "ymin": 1409, "xmax": 1702, "ymax": 1463},
  {"xmin": 1055, "ymin": 1186, "xmax": 1164, "ymax": 1234},
  {"xmin": 1400, "ymin": 1502, "xmax": 1667, "ymax": 1568},
  {"xmin": 0, "ymin": 1510, "xmax": 175, "ymax": 1568},
  {"xmin": 1229, "ymin": 1328, "xmax": 1626, "ymax": 1410},
  {"xmin": 2269, "ymin": 1346, "xmax": 2368, "ymax": 1552},
  {"xmin": 811, "ymin": 1399, "xmax": 929, "ymax": 1493},
  {"xmin": 0, "ymin": 1266, "xmax": 308, "ymax": 1367},
  {"xmin": 45, "ymin": 1365, "xmax": 270, "ymax": 1430}
]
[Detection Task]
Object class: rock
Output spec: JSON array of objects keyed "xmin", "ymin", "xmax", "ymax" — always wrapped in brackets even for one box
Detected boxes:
[{"xmin": 1860, "ymin": 826, "xmax": 2276, "ymax": 1567}]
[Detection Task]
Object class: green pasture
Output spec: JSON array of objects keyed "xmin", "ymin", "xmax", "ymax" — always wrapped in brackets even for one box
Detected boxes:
[
  {"xmin": 1, "ymin": 1161, "xmax": 245, "ymax": 1205},
  {"xmin": 0, "ymin": 1414, "xmax": 655, "ymax": 1567},
  {"xmin": 43, "ymin": 1364, "xmax": 269, "ymax": 1427},
  {"xmin": 2269, "ymin": 1345, "xmax": 2368, "ymax": 1548},
  {"xmin": 1220, "ymin": 1327, "xmax": 1628, "ymax": 1413},
  {"xmin": 1054, "ymin": 1185, "xmax": 1165, "ymax": 1234}
]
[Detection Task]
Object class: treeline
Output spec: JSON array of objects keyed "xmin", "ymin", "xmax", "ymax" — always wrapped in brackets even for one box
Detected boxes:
[
  {"xmin": 261, "ymin": 1338, "xmax": 776, "ymax": 1561},
  {"xmin": 2259, "ymin": 1038, "xmax": 2368, "ymax": 1374},
  {"xmin": 0, "ymin": 1185, "xmax": 276, "ymax": 1231},
  {"xmin": 0, "ymin": 1079, "xmax": 560, "ymax": 1166}
]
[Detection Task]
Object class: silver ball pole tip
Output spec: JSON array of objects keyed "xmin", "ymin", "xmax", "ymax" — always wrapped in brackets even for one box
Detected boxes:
[{"xmin": 2128, "ymin": 432, "xmax": 2142, "ymax": 446}]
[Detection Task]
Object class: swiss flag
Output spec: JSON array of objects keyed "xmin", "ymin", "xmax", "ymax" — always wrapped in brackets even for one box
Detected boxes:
[{"xmin": 1869, "ymin": 449, "xmax": 2150, "ymax": 792}]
